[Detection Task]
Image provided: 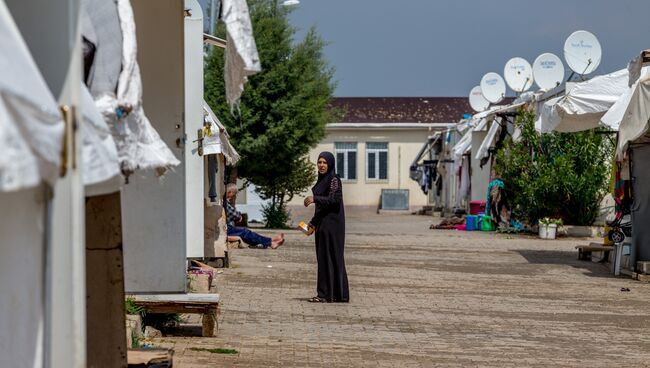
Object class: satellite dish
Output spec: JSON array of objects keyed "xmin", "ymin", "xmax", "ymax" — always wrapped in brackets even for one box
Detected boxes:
[
  {"xmin": 533, "ymin": 53, "xmax": 565, "ymax": 90},
  {"xmin": 282, "ymin": 0, "xmax": 300, "ymax": 5},
  {"xmin": 504, "ymin": 57, "xmax": 534, "ymax": 92},
  {"xmin": 563, "ymin": 30, "xmax": 602, "ymax": 75},
  {"xmin": 480, "ymin": 72, "xmax": 506, "ymax": 103},
  {"xmin": 469, "ymin": 86, "xmax": 490, "ymax": 112}
]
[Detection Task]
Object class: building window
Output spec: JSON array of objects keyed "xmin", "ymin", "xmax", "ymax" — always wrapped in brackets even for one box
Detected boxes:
[
  {"xmin": 334, "ymin": 142, "xmax": 357, "ymax": 180},
  {"xmin": 366, "ymin": 142, "xmax": 388, "ymax": 180}
]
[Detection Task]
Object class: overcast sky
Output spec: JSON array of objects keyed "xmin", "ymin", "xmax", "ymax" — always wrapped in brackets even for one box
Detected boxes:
[{"xmin": 288, "ymin": 0, "xmax": 650, "ymax": 97}]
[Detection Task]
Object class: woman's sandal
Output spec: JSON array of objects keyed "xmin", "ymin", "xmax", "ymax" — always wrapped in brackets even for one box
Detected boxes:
[{"xmin": 308, "ymin": 296, "xmax": 329, "ymax": 303}]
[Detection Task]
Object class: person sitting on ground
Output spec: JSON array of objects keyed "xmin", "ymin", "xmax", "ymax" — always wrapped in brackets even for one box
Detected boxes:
[{"xmin": 224, "ymin": 184, "xmax": 285, "ymax": 249}]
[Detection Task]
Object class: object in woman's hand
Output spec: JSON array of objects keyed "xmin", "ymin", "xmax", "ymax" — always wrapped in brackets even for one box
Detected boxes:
[{"xmin": 297, "ymin": 221, "xmax": 314, "ymax": 236}]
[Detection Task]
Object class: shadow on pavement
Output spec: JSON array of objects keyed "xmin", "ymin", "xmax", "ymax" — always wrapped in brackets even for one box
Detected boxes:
[{"xmin": 515, "ymin": 249, "xmax": 613, "ymax": 278}]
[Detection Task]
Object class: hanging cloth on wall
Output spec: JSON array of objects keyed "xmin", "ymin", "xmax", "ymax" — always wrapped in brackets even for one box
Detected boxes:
[{"xmin": 84, "ymin": 0, "xmax": 180, "ymax": 175}]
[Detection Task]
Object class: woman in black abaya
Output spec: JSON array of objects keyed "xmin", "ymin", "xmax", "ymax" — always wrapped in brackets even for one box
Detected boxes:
[{"xmin": 304, "ymin": 152, "xmax": 349, "ymax": 303}]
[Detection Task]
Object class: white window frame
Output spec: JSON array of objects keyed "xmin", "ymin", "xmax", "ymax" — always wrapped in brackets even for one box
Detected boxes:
[
  {"xmin": 366, "ymin": 142, "xmax": 388, "ymax": 181},
  {"xmin": 334, "ymin": 142, "xmax": 357, "ymax": 181}
]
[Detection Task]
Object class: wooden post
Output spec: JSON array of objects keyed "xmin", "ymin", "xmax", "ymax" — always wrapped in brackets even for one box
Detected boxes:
[{"xmin": 85, "ymin": 192, "xmax": 128, "ymax": 367}]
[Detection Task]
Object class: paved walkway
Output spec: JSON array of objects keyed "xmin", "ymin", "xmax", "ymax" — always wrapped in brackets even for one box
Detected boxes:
[{"xmin": 153, "ymin": 212, "xmax": 650, "ymax": 367}]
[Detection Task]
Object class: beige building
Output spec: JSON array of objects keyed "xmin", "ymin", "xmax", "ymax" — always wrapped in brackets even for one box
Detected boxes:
[{"xmin": 290, "ymin": 97, "xmax": 470, "ymax": 210}]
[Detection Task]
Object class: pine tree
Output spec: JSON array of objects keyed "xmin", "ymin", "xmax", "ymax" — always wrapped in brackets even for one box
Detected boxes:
[{"xmin": 204, "ymin": 0, "xmax": 337, "ymax": 228}]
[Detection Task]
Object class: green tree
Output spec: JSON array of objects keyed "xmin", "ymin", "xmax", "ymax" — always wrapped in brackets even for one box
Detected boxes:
[
  {"xmin": 204, "ymin": 0, "xmax": 336, "ymax": 228},
  {"xmin": 494, "ymin": 108, "xmax": 613, "ymax": 225}
]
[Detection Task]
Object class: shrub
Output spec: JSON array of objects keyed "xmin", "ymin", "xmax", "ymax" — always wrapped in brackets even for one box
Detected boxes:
[
  {"xmin": 262, "ymin": 202, "xmax": 291, "ymax": 229},
  {"xmin": 494, "ymin": 107, "xmax": 613, "ymax": 225}
]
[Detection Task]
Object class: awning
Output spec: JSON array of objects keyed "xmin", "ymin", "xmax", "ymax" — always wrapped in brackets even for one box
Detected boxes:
[
  {"xmin": 203, "ymin": 33, "xmax": 227, "ymax": 48},
  {"xmin": 222, "ymin": 0, "xmax": 261, "ymax": 109},
  {"xmin": 0, "ymin": 2, "xmax": 64, "ymax": 192},
  {"xmin": 203, "ymin": 100, "xmax": 240, "ymax": 164},
  {"xmin": 451, "ymin": 118, "xmax": 488, "ymax": 160},
  {"xmin": 536, "ymin": 68, "xmax": 628, "ymax": 133},
  {"xmin": 475, "ymin": 117, "xmax": 502, "ymax": 160}
]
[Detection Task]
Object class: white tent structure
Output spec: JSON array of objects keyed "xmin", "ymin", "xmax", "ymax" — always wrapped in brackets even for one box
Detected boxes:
[
  {"xmin": 599, "ymin": 51, "xmax": 650, "ymax": 268},
  {"xmin": 600, "ymin": 59, "xmax": 650, "ymax": 159},
  {"xmin": 536, "ymin": 68, "xmax": 629, "ymax": 133}
]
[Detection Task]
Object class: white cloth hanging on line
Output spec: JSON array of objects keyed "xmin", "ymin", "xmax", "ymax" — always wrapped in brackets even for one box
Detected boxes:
[{"xmin": 222, "ymin": 0, "xmax": 261, "ymax": 110}]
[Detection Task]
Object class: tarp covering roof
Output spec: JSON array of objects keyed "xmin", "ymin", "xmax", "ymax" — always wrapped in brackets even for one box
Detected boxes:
[
  {"xmin": 536, "ymin": 68, "xmax": 628, "ymax": 133},
  {"xmin": 606, "ymin": 53, "xmax": 650, "ymax": 159},
  {"xmin": 0, "ymin": 2, "xmax": 64, "ymax": 192}
]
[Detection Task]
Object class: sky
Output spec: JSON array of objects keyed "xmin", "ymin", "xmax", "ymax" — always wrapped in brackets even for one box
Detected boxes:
[{"xmin": 287, "ymin": 0, "xmax": 650, "ymax": 97}]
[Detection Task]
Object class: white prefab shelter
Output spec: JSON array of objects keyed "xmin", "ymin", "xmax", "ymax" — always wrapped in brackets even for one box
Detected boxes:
[
  {"xmin": 122, "ymin": 0, "xmax": 256, "ymax": 293},
  {"xmin": 121, "ymin": 0, "xmax": 197, "ymax": 293},
  {"xmin": 536, "ymin": 68, "xmax": 629, "ymax": 133}
]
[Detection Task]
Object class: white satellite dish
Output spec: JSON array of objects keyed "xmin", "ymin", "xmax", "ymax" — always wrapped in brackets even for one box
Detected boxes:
[
  {"xmin": 469, "ymin": 86, "xmax": 490, "ymax": 112},
  {"xmin": 533, "ymin": 53, "xmax": 565, "ymax": 90},
  {"xmin": 282, "ymin": 0, "xmax": 300, "ymax": 6},
  {"xmin": 504, "ymin": 57, "xmax": 534, "ymax": 92},
  {"xmin": 480, "ymin": 72, "xmax": 506, "ymax": 103},
  {"xmin": 563, "ymin": 30, "xmax": 602, "ymax": 75}
]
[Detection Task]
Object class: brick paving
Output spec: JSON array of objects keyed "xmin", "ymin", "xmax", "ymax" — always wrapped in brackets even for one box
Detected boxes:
[{"xmin": 151, "ymin": 212, "xmax": 650, "ymax": 367}]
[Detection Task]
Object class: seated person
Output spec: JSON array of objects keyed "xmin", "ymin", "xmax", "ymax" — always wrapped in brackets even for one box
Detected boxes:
[{"xmin": 225, "ymin": 184, "xmax": 285, "ymax": 249}]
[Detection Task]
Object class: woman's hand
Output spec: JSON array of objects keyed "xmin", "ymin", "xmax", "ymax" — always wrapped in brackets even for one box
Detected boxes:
[{"xmin": 304, "ymin": 196, "xmax": 314, "ymax": 207}]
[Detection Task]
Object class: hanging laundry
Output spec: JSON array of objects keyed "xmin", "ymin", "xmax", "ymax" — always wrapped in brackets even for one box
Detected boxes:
[{"xmin": 222, "ymin": 0, "xmax": 262, "ymax": 110}]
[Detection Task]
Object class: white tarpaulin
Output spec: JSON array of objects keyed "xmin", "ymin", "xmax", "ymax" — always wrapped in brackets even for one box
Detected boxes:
[
  {"xmin": 608, "ymin": 57, "xmax": 650, "ymax": 159},
  {"xmin": 203, "ymin": 100, "xmax": 240, "ymax": 164},
  {"xmin": 80, "ymin": 84, "xmax": 120, "ymax": 187},
  {"xmin": 536, "ymin": 68, "xmax": 628, "ymax": 133},
  {"xmin": 94, "ymin": 0, "xmax": 180, "ymax": 174},
  {"xmin": 475, "ymin": 117, "xmax": 501, "ymax": 160},
  {"xmin": 0, "ymin": 2, "xmax": 64, "ymax": 192},
  {"xmin": 222, "ymin": 0, "xmax": 261, "ymax": 110}
]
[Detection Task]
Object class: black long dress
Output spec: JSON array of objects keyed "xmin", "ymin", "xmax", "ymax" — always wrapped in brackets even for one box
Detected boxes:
[{"xmin": 310, "ymin": 153, "xmax": 349, "ymax": 302}]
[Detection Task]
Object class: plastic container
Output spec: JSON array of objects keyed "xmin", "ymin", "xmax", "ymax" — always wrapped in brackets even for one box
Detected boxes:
[
  {"xmin": 455, "ymin": 225, "xmax": 466, "ymax": 231},
  {"xmin": 465, "ymin": 215, "xmax": 477, "ymax": 231},
  {"xmin": 539, "ymin": 224, "xmax": 548, "ymax": 239},
  {"xmin": 546, "ymin": 224, "xmax": 557, "ymax": 239},
  {"xmin": 480, "ymin": 215, "xmax": 495, "ymax": 231},
  {"xmin": 469, "ymin": 201, "xmax": 486, "ymax": 215}
]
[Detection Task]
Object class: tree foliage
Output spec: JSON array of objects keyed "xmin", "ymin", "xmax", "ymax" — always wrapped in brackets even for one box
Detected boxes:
[
  {"xmin": 204, "ymin": 0, "xmax": 336, "ymax": 227},
  {"xmin": 494, "ymin": 108, "xmax": 613, "ymax": 225}
]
